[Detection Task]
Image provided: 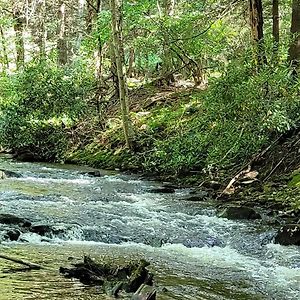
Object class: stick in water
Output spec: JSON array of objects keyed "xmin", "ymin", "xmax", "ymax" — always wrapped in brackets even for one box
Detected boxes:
[{"xmin": 0, "ymin": 254, "xmax": 43, "ymax": 270}]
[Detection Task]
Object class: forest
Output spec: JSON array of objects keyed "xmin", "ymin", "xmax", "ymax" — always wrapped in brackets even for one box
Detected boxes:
[{"xmin": 0, "ymin": 1, "xmax": 300, "ymax": 299}]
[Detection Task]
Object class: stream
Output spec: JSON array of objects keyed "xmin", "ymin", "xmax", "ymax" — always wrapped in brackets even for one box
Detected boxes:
[{"xmin": 0, "ymin": 155, "xmax": 299, "ymax": 299}]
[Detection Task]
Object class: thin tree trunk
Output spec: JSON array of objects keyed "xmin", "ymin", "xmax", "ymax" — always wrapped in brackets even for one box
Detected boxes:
[
  {"xmin": 0, "ymin": 254, "xmax": 42, "ymax": 270},
  {"xmin": 127, "ymin": 47, "xmax": 135, "ymax": 77},
  {"xmin": 0, "ymin": 26, "xmax": 9, "ymax": 69},
  {"xmin": 249, "ymin": 0, "xmax": 266, "ymax": 67},
  {"xmin": 13, "ymin": 7, "xmax": 25, "ymax": 69},
  {"xmin": 57, "ymin": 0, "xmax": 68, "ymax": 66},
  {"xmin": 110, "ymin": 0, "xmax": 132, "ymax": 149},
  {"xmin": 161, "ymin": 0, "xmax": 175, "ymax": 84},
  {"xmin": 75, "ymin": 0, "xmax": 85, "ymax": 54},
  {"xmin": 36, "ymin": 0, "xmax": 47, "ymax": 59},
  {"xmin": 288, "ymin": 0, "xmax": 300, "ymax": 74},
  {"xmin": 272, "ymin": 0, "xmax": 279, "ymax": 62}
]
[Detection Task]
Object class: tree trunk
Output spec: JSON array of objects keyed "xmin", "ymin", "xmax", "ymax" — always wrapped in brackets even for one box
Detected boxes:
[
  {"xmin": 75, "ymin": 0, "xmax": 85, "ymax": 54},
  {"xmin": 249, "ymin": 0, "xmax": 266, "ymax": 67},
  {"xmin": 0, "ymin": 26, "xmax": 9, "ymax": 70},
  {"xmin": 272, "ymin": 0, "xmax": 279, "ymax": 62},
  {"xmin": 13, "ymin": 7, "xmax": 25, "ymax": 69},
  {"xmin": 110, "ymin": 0, "xmax": 132, "ymax": 149},
  {"xmin": 36, "ymin": 0, "xmax": 47, "ymax": 59},
  {"xmin": 288, "ymin": 0, "xmax": 300, "ymax": 73},
  {"xmin": 127, "ymin": 47, "xmax": 135, "ymax": 78},
  {"xmin": 161, "ymin": 0, "xmax": 175, "ymax": 84},
  {"xmin": 57, "ymin": 0, "xmax": 68, "ymax": 66}
]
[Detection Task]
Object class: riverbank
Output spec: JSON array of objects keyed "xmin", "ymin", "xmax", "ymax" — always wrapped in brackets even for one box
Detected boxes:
[{"xmin": 60, "ymin": 84, "xmax": 300, "ymax": 223}]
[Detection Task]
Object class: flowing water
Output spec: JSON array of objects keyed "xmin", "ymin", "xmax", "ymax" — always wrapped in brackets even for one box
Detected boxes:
[{"xmin": 0, "ymin": 155, "xmax": 299, "ymax": 300}]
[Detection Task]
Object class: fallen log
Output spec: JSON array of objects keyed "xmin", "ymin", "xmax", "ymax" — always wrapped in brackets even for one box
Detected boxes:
[
  {"xmin": 132, "ymin": 284, "xmax": 156, "ymax": 300},
  {"xmin": 60, "ymin": 256, "xmax": 154, "ymax": 297},
  {"xmin": 0, "ymin": 254, "xmax": 42, "ymax": 270}
]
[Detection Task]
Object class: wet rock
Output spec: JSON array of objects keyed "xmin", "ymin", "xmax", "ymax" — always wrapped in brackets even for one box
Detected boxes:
[
  {"xmin": 3, "ymin": 228, "xmax": 21, "ymax": 241},
  {"xmin": 202, "ymin": 181, "xmax": 222, "ymax": 190},
  {"xmin": 218, "ymin": 206, "xmax": 261, "ymax": 220},
  {"xmin": 274, "ymin": 224, "xmax": 300, "ymax": 246},
  {"xmin": 180, "ymin": 191, "xmax": 209, "ymax": 202},
  {"xmin": 0, "ymin": 169, "xmax": 22, "ymax": 178},
  {"xmin": 86, "ymin": 170, "xmax": 101, "ymax": 177},
  {"xmin": 30, "ymin": 224, "xmax": 80, "ymax": 239},
  {"xmin": 0, "ymin": 170, "xmax": 6, "ymax": 179},
  {"xmin": 30, "ymin": 224, "xmax": 54, "ymax": 236},
  {"xmin": 132, "ymin": 284, "xmax": 156, "ymax": 300},
  {"xmin": 0, "ymin": 214, "xmax": 31, "ymax": 227},
  {"xmin": 147, "ymin": 187, "xmax": 175, "ymax": 194}
]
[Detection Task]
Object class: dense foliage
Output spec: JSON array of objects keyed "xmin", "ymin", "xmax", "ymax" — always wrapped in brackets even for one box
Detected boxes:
[{"xmin": 0, "ymin": 0, "xmax": 299, "ymax": 184}]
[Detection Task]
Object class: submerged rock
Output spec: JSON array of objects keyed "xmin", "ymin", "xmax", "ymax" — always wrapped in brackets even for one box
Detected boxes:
[
  {"xmin": 147, "ymin": 187, "xmax": 175, "ymax": 194},
  {"xmin": 0, "ymin": 169, "xmax": 22, "ymax": 178},
  {"xmin": 0, "ymin": 214, "xmax": 31, "ymax": 227},
  {"xmin": 274, "ymin": 224, "xmax": 300, "ymax": 246},
  {"xmin": 180, "ymin": 191, "xmax": 209, "ymax": 202},
  {"xmin": 85, "ymin": 170, "xmax": 102, "ymax": 177},
  {"xmin": 30, "ymin": 223, "xmax": 81, "ymax": 240},
  {"xmin": 218, "ymin": 206, "xmax": 261, "ymax": 220}
]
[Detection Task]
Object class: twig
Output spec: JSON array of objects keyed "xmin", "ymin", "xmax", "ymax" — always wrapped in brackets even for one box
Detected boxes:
[{"xmin": 0, "ymin": 254, "xmax": 43, "ymax": 270}]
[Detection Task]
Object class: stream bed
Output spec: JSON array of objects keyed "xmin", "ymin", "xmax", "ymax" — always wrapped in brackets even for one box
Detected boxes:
[{"xmin": 0, "ymin": 156, "xmax": 299, "ymax": 299}]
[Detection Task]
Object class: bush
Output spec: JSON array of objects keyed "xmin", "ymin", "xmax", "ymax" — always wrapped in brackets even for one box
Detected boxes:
[{"xmin": 0, "ymin": 60, "xmax": 96, "ymax": 161}]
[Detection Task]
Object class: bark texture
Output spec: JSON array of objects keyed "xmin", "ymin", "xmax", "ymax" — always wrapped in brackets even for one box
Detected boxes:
[
  {"xmin": 110, "ymin": 0, "xmax": 132, "ymax": 148},
  {"xmin": 57, "ymin": 0, "xmax": 68, "ymax": 65},
  {"xmin": 272, "ymin": 0, "xmax": 279, "ymax": 60},
  {"xmin": 288, "ymin": 0, "xmax": 300, "ymax": 71},
  {"xmin": 249, "ymin": 0, "xmax": 266, "ymax": 66}
]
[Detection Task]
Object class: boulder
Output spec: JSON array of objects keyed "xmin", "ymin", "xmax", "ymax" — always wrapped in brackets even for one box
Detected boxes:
[
  {"xmin": 274, "ymin": 224, "xmax": 300, "ymax": 246},
  {"xmin": 3, "ymin": 228, "xmax": 21, "ymax": 241},
  {"xmin": 180, "ymin": 191, "xmax": 209, "ymax": 202},
  {"xmin": 218, "ymin": 206, "xmax": 261, "ymax": 220},
  {"xmin": 0, "ymin": 214, "xmax": 31, "ymax": 227},
  {"xmin": 30, "ymin": 224, "xmax": 74, "ymax": 239},
  {"xmin": 30, "ymin": 224, "xmax": 54, "ymax": 236}
]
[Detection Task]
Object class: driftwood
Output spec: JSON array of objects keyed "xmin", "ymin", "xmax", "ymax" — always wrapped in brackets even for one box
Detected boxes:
[
  {"xmin": 60, "ymin": 256, "xmax": 154, "ymax": 297},
  {"xmin": 0, "ymin": 254, "xmax": 42, "ymax": 270},
  {"xmin": 132, "ymin": 284, "xmax": 156, "ymax": 300}
]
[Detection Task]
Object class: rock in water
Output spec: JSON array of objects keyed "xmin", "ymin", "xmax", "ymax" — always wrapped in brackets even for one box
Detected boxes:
[
  {"xmin": 147, "ymin": 187, "xmax": 175, "ymax": 194},
  {"xmin": 0, "ymin": 169, "xmax": 22, "ymax": 178},
  {"xmin": 3, "ymin": 228, "xmax": 21, "ymax": 241},
  {"xmin": 86, "ymin": 170, "xmax": 101, "ymax": 177},
  {"xmin": 0, "ymin": 170, "xmax": 6, "ymax": 179},
  {"xmin": 0, "ymin": 214, "xmax": 31, "ymax": 227},
  {"xmin": 218, "ymin": 206, "xmax": 261, "ymax": 220},
  {"xmin": 275, "ymin": 224, "xmax": 300, "ymax": 246},
  {"xmin": 132, "ymin": 284, "xmax": 156, "ymax": 300}
]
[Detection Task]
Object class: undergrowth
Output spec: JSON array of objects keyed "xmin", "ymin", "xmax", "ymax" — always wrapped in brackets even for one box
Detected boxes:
[{"xmin": 70, "ymin": 60, "xmax": 300, "ymax": 181}]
